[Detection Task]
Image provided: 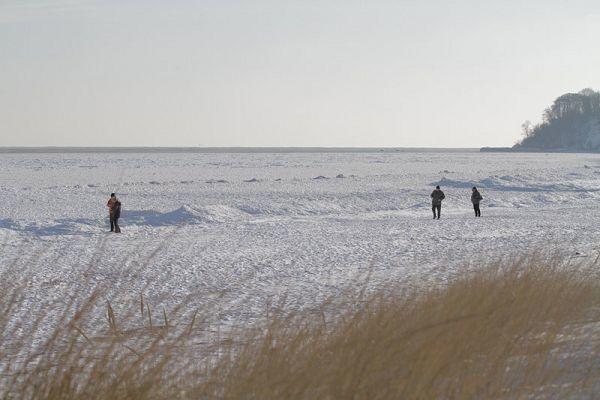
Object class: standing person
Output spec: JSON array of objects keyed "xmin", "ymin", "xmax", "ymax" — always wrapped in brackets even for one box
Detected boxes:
[
  {"xmin": 471, "ymin": 187, "xmax": 482, "ymax": 217},
  {"xmin": 107, "ymin": 193, "xmax": 122, "ymax": 233},
  {"xmin": 430, "ymin": 185, "xmax": 445, "ymax": 219}
]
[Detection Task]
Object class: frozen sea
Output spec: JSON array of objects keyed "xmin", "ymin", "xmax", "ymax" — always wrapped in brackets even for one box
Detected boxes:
[{"xmin": 2, "ymin": 149, "xmax": 600, "ymax": 332}]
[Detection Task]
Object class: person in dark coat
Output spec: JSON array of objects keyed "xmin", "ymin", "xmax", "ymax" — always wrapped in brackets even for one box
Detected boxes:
[
  {"xmin": 471, "ymin": 187, "xmax": 483, "ymax": 217},
  {"xmin": 107, "ymin": 193, "xmax": 122, "ymax": 233},
  {"xmin": 430, "ymin": 185, "xmax": 445, "ymax": 219}
]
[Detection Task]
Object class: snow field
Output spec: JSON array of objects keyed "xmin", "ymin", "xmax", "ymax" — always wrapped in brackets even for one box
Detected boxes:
[{"xmin": 2, "ymin": 150, "xmax": 600, "ymax": 340}]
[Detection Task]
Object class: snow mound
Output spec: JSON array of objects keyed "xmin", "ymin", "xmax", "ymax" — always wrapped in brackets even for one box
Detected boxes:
[
  {"xmin": 0, "ymin": 205, "xmax": 252, "ymax": 235},
  {"xmin": 435, "ymin": 176, "xmax": 587, "ymax": 192},
  {"xmin": 126, "ymin": 205, "xmax": 250, "ymax": 226}
]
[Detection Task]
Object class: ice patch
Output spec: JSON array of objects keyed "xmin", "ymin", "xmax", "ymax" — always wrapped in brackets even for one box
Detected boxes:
[
  {"xmin": 408, "ymin": 202, "xmax": 429, "ymax": 209},
  {"xmin": 236, "ymin": 199, "xmax": 348, "ymax": 216}
]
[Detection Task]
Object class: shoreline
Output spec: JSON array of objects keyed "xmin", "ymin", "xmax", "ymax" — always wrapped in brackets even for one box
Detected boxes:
[{"xmin": 480, "ymin": 146, "xmax": 600, "ymax": 154}]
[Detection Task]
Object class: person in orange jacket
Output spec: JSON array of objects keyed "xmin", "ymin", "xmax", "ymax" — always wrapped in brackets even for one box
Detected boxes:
[{"xmin": 107, "ymin": 193, "xmax": 122, "ymax": 233}]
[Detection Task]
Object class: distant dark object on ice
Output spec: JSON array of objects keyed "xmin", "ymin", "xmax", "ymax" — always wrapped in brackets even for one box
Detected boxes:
[{"xmin": 480, "ymin": 147, "xmax": 516, "ymax": 153}]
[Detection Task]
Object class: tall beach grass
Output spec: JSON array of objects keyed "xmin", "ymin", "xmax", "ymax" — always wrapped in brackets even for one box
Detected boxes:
[{"xmin": 2, "ymin": 256, "xmax": 600, "ymax": 399}]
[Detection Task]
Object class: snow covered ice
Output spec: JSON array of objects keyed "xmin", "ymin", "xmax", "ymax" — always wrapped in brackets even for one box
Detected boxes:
[{"xmin": 2, "ymin": 149, "xmax": 600, "ymax": 332}]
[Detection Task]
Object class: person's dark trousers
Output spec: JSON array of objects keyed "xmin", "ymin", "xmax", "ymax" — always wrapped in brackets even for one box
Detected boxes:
[
  {"xmin": 473, "ymin": 203, "xmax": 481, "ymax": 217},
  {"xmin": 432, "ymin": 205, "xmax": 441, "ymax": 219},
  {"xmin": 110, "ymin": 214, "xmax": 121, "ymax": 232},
  {"xmin": 113, "ymin": 216, "xmax": 121, "ymax": 233}
]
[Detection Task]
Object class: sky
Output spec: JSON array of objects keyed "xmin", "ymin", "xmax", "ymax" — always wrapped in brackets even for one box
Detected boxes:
[{"xmin": 1, "ymin": 0, "xmax": 599, "ymax": 148}]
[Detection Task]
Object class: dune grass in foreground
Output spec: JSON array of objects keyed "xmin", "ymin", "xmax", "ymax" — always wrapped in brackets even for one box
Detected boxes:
[{"xmin": 3, "ymin": 257, "xmax": 600, "ymax": 399}]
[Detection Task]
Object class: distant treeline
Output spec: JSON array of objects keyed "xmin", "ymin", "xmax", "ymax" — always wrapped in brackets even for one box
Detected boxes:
[{"xmin": 515, "ymin": 88, "xmax": 600, "ymax": 151}]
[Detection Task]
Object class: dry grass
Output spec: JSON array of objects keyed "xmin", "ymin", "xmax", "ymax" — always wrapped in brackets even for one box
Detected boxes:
[{"xmin": 3, "ymin": 256, "xmax": 600, "ymax": 399}]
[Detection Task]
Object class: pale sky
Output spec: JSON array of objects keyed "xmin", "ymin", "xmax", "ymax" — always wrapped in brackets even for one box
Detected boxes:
[{"xmin": 1, "ymin": 0, "xmax": 599, "ymax": 147}]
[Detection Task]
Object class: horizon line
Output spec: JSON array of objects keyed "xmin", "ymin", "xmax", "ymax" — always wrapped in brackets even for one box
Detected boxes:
[{"xmin": 0, "ymin": 146, "xmax": 484, "ymax": 154}]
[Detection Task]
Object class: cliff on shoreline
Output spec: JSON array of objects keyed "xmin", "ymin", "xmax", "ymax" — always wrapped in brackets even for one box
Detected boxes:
[{"xmin": 483, "ymin": 89, "xmax": 600, "ymax": 153}]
